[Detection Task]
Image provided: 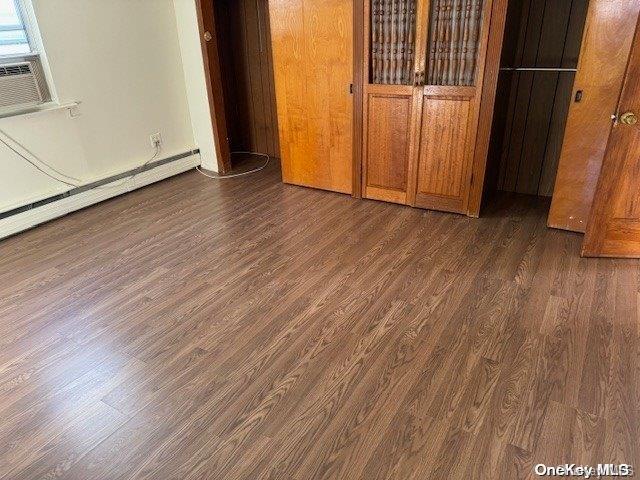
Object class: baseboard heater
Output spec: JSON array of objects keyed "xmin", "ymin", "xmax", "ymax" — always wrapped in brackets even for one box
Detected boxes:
[{"xmin": 0, "ymin": 149, "xmax": 200, "ymax": 240}]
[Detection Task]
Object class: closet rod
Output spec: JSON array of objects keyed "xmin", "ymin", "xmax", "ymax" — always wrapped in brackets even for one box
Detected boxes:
[{"xmin": 500, "ymin": 67, "xmax": 577, "ymax": 72}]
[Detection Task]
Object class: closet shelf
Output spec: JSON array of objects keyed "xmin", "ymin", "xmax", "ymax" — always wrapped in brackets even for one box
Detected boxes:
[{"xmin": 499, "ymin": 67, "xmax": 577, "ymax": 72}]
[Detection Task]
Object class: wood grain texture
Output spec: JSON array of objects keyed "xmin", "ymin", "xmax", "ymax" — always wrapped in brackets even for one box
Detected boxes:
[
  {"xmin": 352, "ymin": 0, "xmax": 365, "ymax": 198},
  {"xmin": 363, "ymin": 89, "xmax": 414, "ymax": 204},
  {"xmin": 361, "ymin": 1, "xmax": 418, "ymax": 205},
  {"xmin": 467, "ymin": 0, "xmax": 509, "ymax": 217},
  {"xmin": 583, "ymin": 20, "xmax": 640, "ymax": 258},
  {"xmin": 548, "ymin": 0, "xmax": 640, "ymax": 233},
  {"xmin": 269, "ymin": 0, "xmax": 353, "ymax": 194},
  {"xmin": 361, "ymin": 0, "xmax": 493, "ymax": 215},
  {"xmin": 197, "ymin": 0, "xmax": 232, "ymax": 173},
  {"xmin": 411, "ymin": 0, "xmax": 495, "ymax": 214},
  {"xmin": 1, "ymin": 162, "xmax": 638, "ymax": 478},
  {"xmin": 415, "ymin": 94, "xmax": 473, "ymax": 208}
]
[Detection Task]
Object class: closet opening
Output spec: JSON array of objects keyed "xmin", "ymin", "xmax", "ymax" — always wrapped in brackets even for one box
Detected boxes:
[
  {"xmin": 207, "ymin": 0, "xmax": 280, "ymax": 174},
  {"xmin": 482, "ymin": 0, "xmax": 589, "ymax": 215}
]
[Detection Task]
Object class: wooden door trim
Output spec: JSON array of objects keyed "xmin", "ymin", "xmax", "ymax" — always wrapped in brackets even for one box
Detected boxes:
[
  {"xmin": 353, "ymin": 0, "xmax": 365, "ymax": 198},
  {"xmin": 467, "ymin": 0, "xmax": 509, "ymax": 217},
  {"xmin": 405, "ymin": 0, "xmax": 430, "ymax": 206},
  {"xmin": 196, "ymin": 0, "xmax": 232, "ymax": 174}
]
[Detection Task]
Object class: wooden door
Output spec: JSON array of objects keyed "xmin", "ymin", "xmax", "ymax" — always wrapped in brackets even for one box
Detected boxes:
[
  {"xmin": 361, "ymin": 1, "xmax": 419, "ymax": 205},
  {"xmin": 361, "ymin": 0, "xmax": 494, "ymax": 213},
  {"xmin": 411, "ymin": 0, "xmax": 495, "ymax": 214},
  {"xmin": 197, "ymin": 0, "xmax": 232, "ymax": 173},
  {"xmin": 582, "ymin": 20, "xmax": 640, "ymax": 258},
  {"xmin": 548, "ymin": 0, "xmax": 640, "ymax": 232},
  {"xmin": 269, "ymin": 0, "xmax": 353, "ymax": 194}
]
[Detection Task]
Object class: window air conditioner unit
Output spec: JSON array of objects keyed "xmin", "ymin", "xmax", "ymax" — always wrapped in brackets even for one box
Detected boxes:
[{"xmin": 0, "ymin": 61, "xmax": 46, "ymax": 110}]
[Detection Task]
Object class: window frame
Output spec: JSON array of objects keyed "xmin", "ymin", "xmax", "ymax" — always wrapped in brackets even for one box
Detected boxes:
[
  {"xmin": 0, "ymin": 0, "xmax": 54, "ymax": 109},
  {"xmin": 0, "ymin": 0, "xmax": 34, "ymax": 58}
]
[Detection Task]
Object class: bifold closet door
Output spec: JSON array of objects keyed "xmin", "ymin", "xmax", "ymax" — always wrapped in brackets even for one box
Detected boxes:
[
  {"xmin": 269, "ymin": 0, "xmax": 353, "ymax": 194},
  {"xmin": 362, "ymin": 0, "xmax": 418, "ymax": 204},
  {"xmin": 412, "ymin": 0, "xmax": 493, "ymax": 213},
  {"xmin": 362, "ymin": 0, "xmax": 494, "ymax": 213}
]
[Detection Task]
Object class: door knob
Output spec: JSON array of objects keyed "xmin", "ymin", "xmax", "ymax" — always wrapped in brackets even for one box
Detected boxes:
[
  {"xmin": 620, "ymin": 112, "xmax": 638, "ymax": 125},
  {"xmin": 204, "ymin": 31, "xmax": 212, "ymax": 42}
]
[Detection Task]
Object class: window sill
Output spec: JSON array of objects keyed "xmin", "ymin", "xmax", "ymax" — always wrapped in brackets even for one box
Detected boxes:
[
  {"xmin": 0, "ymin": 101, "xmax": 80, "ymax": 121},
  {"xmin": 0, "ymin": 52, "xmax": 40, "ymax": 62}
]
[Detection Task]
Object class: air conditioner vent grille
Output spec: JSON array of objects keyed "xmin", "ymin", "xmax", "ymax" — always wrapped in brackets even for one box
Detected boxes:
[
  {"xmin": 0, "ymin": 61, "xmax": 43, "ymax": 109},
  {"xmin": 0, "ymin": 64, "xmax": 32, "ymax": 77}
]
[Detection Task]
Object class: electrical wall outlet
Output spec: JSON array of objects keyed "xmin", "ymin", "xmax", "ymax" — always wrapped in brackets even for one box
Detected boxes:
[{"xmin": 150, "ymin": 132, "xmax": 162, "ymax": 148}]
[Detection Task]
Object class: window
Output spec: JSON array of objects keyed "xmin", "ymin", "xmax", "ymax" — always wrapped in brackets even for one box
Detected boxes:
[
  {"xmin": 0, "ymin": 0, "xmax": 30, "ymax": 56},
  {"xmin": 0, "ymin": 0, "xmax": 51, "ymax": 108}
]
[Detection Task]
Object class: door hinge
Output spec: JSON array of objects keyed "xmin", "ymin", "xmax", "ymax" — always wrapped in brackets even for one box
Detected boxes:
[{"xmin": 349, "ymin": 83, "xmax": 354, "ymax": 94}]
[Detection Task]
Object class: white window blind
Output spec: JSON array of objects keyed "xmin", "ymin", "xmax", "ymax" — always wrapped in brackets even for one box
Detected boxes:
[{"xmin": 0, "ymin": 0, "xmax": 30, "ymax": 56}]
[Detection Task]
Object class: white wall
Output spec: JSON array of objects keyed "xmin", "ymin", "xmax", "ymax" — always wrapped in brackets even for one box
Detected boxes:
[
  {"xmin": 173, "ymin": 0, "xmax": 218, "ymax": 172},
  {"xmin": 0, "ymin": 0, "xmax": 203, "ymax": 213}
]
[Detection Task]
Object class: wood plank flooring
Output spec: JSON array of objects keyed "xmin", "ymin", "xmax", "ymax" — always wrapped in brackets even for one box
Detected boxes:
[{"xmin": 1, "ymin": 161, "xmax": 639, "ymax": 479}]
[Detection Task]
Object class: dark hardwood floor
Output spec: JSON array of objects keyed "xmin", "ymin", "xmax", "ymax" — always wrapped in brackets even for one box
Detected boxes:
[{"xmin": 1, "ymin": 161, "xmax": 638, "ymax": 479}]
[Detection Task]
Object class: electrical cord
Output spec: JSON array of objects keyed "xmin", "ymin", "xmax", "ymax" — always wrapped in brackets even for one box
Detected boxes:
[
  {"xmin": 0, "ymin": 129, "xmax": 82, "ymax": 182},
  {"xmin": 0, "ymin": 128, "xmax": 80, "ymax": 187},
  {"xmin": 93, "ymin": 143, "xmax": 161, "ymax": 190},
  {"xmin": 0, "ymin": 125, "xmax": 162, "ymax": 190},
  {"xmin": 196, "ymin": 151, "xmax": 270, "ymax": 179}
]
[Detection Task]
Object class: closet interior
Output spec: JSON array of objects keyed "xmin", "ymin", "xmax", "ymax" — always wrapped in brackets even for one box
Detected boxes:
[
  {"xmin": 484, "ymin": 0, "xmax": 589, "ymax": 200},
  {"xmin": 212, "ymin": 0, "xmax": 279, "ymax": 169},
  {"xmin": 204, "ymin": 0, "xmax": 636, "ymax": 238}
]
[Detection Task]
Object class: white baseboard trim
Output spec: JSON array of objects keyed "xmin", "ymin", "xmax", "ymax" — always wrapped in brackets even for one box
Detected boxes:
[{"xmin": 0, "ymin": 151, "xmax": 200, "ymax": 240}]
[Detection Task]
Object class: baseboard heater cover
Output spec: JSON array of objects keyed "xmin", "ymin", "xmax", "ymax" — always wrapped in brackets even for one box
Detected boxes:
[{"xmin": 0, "ymin": 149, "xmax": 200, "ymax": 240}]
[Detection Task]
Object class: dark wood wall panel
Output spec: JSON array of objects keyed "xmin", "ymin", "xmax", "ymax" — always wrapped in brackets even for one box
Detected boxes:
[
  {"xmin": 490, "ymin": 0, "xmax": 588, "ymax": 196},
  {"xmin": 214, "ymin": 0, "xmax": 280, "ymax": 158}
]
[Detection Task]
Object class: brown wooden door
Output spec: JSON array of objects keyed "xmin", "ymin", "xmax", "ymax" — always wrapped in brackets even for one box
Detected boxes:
[
  {"xmin": 411, "ymin": 0, "xmax": 495, "ymax": 214},
  {"xmin": 361, "ymin": 1, "xmax": 419, "ymax": 205},
  {"xmin": 548, "ymin": 0, "xmax": 640, "ymax": 232},
  {"xmin": 361, "ymin": 0, "xmax": 494, "ymax": 213},
  {"xmin": 269, "ymin": 0, "xmax": 353, "ymax": 194},
  {"xmin": 582, "ymin": 20, "xmax": 640, "ymax": 258}
]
